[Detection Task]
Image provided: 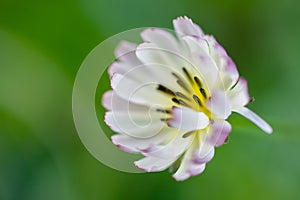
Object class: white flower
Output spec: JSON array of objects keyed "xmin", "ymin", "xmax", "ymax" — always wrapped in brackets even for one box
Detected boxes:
[{"xmin": 102, "ymin": 16, "xmax": 273, "ymax": 181}]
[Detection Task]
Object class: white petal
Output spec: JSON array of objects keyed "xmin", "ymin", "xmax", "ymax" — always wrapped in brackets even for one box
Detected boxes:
[
  {"xmin": 110, "ymin": 73, "xmax": 171, "ymax": 107},
  {"xmin": 181, "ymin": 35, "xmax": 210, "ymax": 57},
  {"xmin": 141, "ymin": 28, "xmax": 179, "ymax": 53},
  {"xmin": 181, "ymin": 35, "xmax": 219, "ymax": 90},
  {"xmin": 102, "ymin": 90, "xmax": 150, "ymax": 112},
  {"xmin": 104, "ymin": 111, "xmax": 166, "ymax": 138},
  {"xmin": 135, "ymin": 42, "xmax": 197, "ymax": 83},
  {"xmin": 168, "ymin": 106, "xmax": 209, "ymax": 131},
  {"xmin": 111, "ymin": 128, "xmax": 175, "ymax": 153},
  {"xmin": 227, "ymin": 77, "xmax": 250, "ymax": 109},
  {"xmin": 173, "ymin": 16, "xmax": 203, "ymax": 38},
  {"xmin": 136, "ymin": 42, "xmax": 191, "ymax": 73},
  {"xmin": 206, "ymin": 90, "xmax": 232, "ymax": 119},
  {"xmin": 136, "ymin": 42, "xmax": 170, "ymax": 66},
  {"xmin": 141, "ymin": 130, "xmax": 194, "ymax": 159},
  {"xmin": 114, "ymin": 62, "xmax": 188, "ymax": 95},
  {"xmin": 233, "ymin": 107, "xmax": 273, "ymax": 134},
  {"xmin": 134, "ymin": 156, "xmax": 177, "ymax": 172}
]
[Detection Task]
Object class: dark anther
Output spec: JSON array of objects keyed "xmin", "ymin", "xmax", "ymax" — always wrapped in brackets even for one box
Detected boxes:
[
  {"xmin": 182, "ymin": 131, "xmax": 194, "ymax": 138},
  {"xmin": 156, "ymin": 108, "xmax": 171, "ymax": 114},
  {"xmin": 172, "ymin": 98, "xmax": 180, "ymax": 104},
  {"xmin": 182, "ymin": 67, "xmax": 192, "ymax": 82},
  {"xmin": 157, "ymin": 84, "xmax": 174, "ymax": 95},
  {"xmin": 200, "ymin": 88, "xmax": 207, "ymax": 99},
  {"xmin": 194, "ymin": 76, "xmax": 202, "ymax": 88},
  {"xmin": 172, "ymin": 98, "xmax": 189, "ymax": 107},
  {"xmin": 193, "ymin": 94, "xmax": 203, "ymax": 107}
]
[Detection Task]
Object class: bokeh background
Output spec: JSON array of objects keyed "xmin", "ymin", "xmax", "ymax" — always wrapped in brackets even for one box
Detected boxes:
[{"xmin": 1, "ymin": 0, "xmax": 300, "ymax": 199}]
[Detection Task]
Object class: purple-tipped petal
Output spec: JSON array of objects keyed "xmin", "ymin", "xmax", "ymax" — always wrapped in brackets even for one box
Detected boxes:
[
  {"xmin": 172, "ymin": 142, "xmax": 207, "ymax": 181},
  {"xmin": 141, "ymin": 28, "xmax": 179, "ymax": 53},
  {"xmin": 173, "ymin": 16, "xmax": 204, "ymax": 38},
  {"xmin": 206, "ymin": 120, "xmax": 232, "ymax": 147},
  {"xmin": 134, "ymin": 156, "xmax": 177, "ymax": 172}
]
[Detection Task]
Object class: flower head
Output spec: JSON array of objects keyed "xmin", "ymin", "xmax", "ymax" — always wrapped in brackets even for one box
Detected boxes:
[{"xmin": 102, "ymin": 16, "xmax": 272, "ymax": 181}]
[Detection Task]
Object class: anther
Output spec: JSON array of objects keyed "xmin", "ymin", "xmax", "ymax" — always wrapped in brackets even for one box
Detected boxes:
[
  {"xmin": 182, "ymin": 131, "xmax": 195, "ymax": 138},
  {"xmin": 182, "ymin": 67, "xmax": 192, "ymax": 82},
  {"xmin": 194, "ymin": 76, "xmax": 202, "ymax": 88},
  {"xmin": 192, "ymin": 95, "xmax": 203, "ymax": 107},
  {"xmin": 200, "ymin": 88, "xmax": 207, "ymax": 99},
  {"xmin": 156, "ymin": 108, "xmax": 171, "ymax": 114},
  {"xmin": 172, "ymin": 97, "xmax": 180, "ymax": 104},
  {"xmin": 157, "ymin": 84, "xmax": 174, "ymax": 96}
]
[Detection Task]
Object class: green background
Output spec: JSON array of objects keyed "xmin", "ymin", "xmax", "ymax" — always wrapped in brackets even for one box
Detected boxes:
[{"xmin": 1, "ymin": 0, "xmax": 299, "ymax": 199}]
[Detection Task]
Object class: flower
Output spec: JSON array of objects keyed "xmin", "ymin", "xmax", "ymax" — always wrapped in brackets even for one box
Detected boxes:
[{"xmin": 102, "ymin": 16, "xmax": 273, "ymax": 181}]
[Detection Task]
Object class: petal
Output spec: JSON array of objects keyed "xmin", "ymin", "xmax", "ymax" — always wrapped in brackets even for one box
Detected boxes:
[
  {"xmin": 104, "ymin": 111, "xmax": 166, "ymax": 138},
  {"xmin": 109, "ymin": 41, "xmax": 142, "ymax": 77},
  {"xmin": 141, "ymin": 130, "xmax": 194, "ymax": 159},
  {"xmin": 181, "ymin": 35, "xmax": 219, "ymax": 90},
  {"xmin": 206, "ymin": 90, "xmax": 232, "ymax": 119},
  {"xmin": 134, "ymin": 156, "xmax": 177, "ymax": 172},
  {"xmin": 114, "ymin": 41, "xmax": 138, "ymax": 60},
  {"xmin": 191, "ymin": 133, "xmax": 215, "ymax": 165},
  {"xmin": 168, "ymin": 106, "xmax": 209, "ymax": 131},
  {"xmin": 181, "ymin": 35, "xmax": 210, "ymax": 57},
  {"xmin": 135, "ymin": 42, "xmax": 206, "ymax": 92},
  {"xmin": 110, "ymin": 73, "xmax": 171, "ymax": 107},
  {"xmin": 135, "ymin": 42, "xmax": 171, "ymax": 66},
  {"xmin": 108, "ymin": 61, "xmax": 130, "ymax": 77},
  {"xmin": 111, "ymin": 128, "xmax": 175, "ymax": 153},
  {"xmin": 206, "ymin": 120, "xmax": 232, "ymax": 147},
  {"xmin": 227, "ymin": 77, "xmax": 250, "ymax": 109},
  {"xmin": 204, "ymin": 36, "xmax": 239, "ymax": 90},
  {"xmin": 102, "ymin": 90, "xmax": 150, "ymax": 112},
  {"xmin": 135, "ymin": 42, "xmax": 192, "ymax": 75},
  {"xmin": 141, "ymin": 28, "xmax": 179, "ymax": 53},
  {"xmin": 221, "ymin": 57, "xmax": 239, "ymax": 90},
  {"xmin": 173, "ymin": 16, "xmax": 203, "ymax": 38},
  {"xmin": 233, "ymin": 107, "xmax": 273, "ymax": 134},
  {"xmin": 173, "ymin": 142, "xmax": 206, "ymax": 181}
]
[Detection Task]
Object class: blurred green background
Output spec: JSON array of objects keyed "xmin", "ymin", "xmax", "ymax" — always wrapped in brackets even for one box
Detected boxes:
[{"xmin": 1, "ymin": 0, "xmax": 300, "ymax": 199}]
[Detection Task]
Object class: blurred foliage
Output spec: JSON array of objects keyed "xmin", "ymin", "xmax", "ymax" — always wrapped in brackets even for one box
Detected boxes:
[{"xmin": 0, "ymin": 0, "xmax": 300, "ymax": 200}]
